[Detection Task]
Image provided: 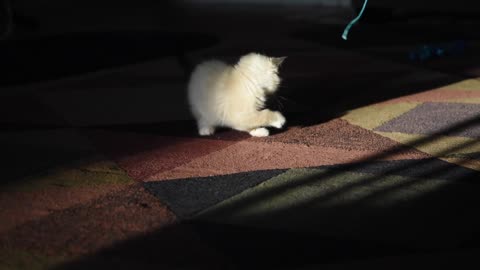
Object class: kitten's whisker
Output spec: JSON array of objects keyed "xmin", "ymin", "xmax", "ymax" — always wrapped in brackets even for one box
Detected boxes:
[{"xmin": 274, "ymin": 96, "xmax": 285, "ymax": 110}]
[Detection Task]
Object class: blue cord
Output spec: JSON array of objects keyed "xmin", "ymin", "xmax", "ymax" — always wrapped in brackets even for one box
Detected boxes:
[{"xmin": 342, "ymin": 0, "xmax": 369, "ymax": 40}]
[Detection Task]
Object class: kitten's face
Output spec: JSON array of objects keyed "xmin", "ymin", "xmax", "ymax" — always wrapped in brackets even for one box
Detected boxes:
[
  {"xmin": 261, "ymin": 56, "xmax": 286, "ymax": 94},
  {"xmin": 238, "ymin": 53, "xmax": 286, "ymax": 94}
]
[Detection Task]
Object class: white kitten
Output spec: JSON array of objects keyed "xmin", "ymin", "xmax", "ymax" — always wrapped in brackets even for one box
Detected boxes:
[{"xmin": 187, "ymin": 52, "xmax": 286, "ymax": 137}]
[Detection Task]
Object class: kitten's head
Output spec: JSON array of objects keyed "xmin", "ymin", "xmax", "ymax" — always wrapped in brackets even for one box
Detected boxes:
[{"xmin": 237, "ymin": 53, "xmax": 286, "ymax": 94}]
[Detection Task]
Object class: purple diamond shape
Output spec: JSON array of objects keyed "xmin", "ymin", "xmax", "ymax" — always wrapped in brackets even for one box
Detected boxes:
[{"xmin": 375, "ymin": 102, "xmax": 480, "ymax": 138}]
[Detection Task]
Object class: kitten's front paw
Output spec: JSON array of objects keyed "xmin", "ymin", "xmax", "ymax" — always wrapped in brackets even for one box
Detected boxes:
[
  {"xmin": 249, "ymin": 128, "xmax": 269, "ymax": 137},
  {"xmin": 270, "ymin": 112, "xmax": 286, "ymax": 129},
  {"xmin": 199, "ymin": 127, "xmax": 215, "ymax": 136}
]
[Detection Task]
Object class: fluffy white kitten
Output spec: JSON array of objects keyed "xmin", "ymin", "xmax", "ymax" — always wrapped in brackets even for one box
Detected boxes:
[{"xmin": 187, "ymin": 52, "xmax": 286, "ymax": 137}]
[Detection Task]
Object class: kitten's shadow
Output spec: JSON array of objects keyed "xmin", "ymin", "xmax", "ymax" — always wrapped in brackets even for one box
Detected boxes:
[{"xmin": 263, "ymin": 89, "xmax": 346, "ymax": 130}]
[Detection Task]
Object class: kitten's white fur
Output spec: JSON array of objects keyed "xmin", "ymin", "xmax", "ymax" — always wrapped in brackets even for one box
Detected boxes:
[{"xmin": 187, "ymin": 52, "xmax": 286, "ymax": 137}]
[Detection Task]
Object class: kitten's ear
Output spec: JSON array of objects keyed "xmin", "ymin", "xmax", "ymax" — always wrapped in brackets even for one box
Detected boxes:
[{"xmin": 272, "ymin": 56, "xmax": 287, "ymax": 67}]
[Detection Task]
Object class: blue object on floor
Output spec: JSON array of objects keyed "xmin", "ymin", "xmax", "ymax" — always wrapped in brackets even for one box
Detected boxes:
[{"xmin": 409, "ymin": 40, "xmax": 466, "ymax": 61}]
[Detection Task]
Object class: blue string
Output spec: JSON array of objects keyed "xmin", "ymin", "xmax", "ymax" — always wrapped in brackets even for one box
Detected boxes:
[{"xmin": 342, "ymin": 0, "xmax": 369, "ymax": 40}]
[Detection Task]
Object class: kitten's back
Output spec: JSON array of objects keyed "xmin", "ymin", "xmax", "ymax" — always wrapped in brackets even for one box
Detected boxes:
[
  {"xmin": 188, "ymin": 60, "xmax": 229, "ymax": 92},
  {"xmin": 187, "ymin": 59, "xmax": 231, "ymax": 122}
]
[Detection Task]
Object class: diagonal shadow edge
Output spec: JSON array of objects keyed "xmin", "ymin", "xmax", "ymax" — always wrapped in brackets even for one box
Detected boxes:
[{"xmin": 196, "ymin": 114, "xmax": 480, "ymax": 220}]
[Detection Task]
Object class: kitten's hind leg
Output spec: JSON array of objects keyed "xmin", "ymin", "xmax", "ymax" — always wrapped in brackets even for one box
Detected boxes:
[
  {"xmin": 197, "ymin": 119, "xmax": 215, "ymax": 136},
  {"xmin": 199, "ymin": 126, "xmax": 215, "ymax": 136}
]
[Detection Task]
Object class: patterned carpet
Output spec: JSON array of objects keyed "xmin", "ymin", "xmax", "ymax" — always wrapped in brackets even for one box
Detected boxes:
[{"xmin": 2, "ymin": 18, "xmax": 480, "ymax": 270}]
